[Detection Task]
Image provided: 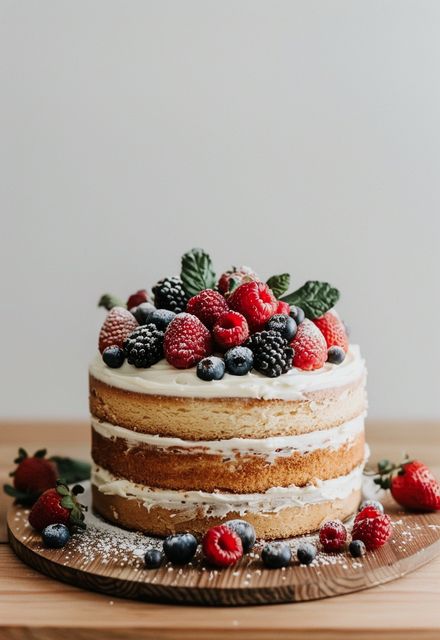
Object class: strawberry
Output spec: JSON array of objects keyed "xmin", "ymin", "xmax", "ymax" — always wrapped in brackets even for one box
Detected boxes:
[
  {"xmin": 374, "ymin": 459, "xmax": 440, "ymax": 511},
  {"xmin": 213, "ymin": 311, "xmax": 249, "ymax": 350},
  {"xmin": 319, "ymin": 520, "xmax": 347, "ymax": 552},
  {"xmin": 217, "ymin": 266, "xmax": 259, "ymax": 297},
  {"xmin": 186, "ymin": 289, "xmax": 229, "ymax": 329},
  {"xmin": 291, "ymin": 319, "xmax": 327, "ymax": 370},
  {"xmin": 202, "ymin": 525, "xmax": 243, "ymax": 567},
  {"xmin": 351, "ymin": 511, "xmax": 393, "ymax": 550},
  {"xmin": 28, "ymin": 482, "xmax": 86, "ymax": 532},
  {"xmin": 164, "ymin": 313, "xmax": 212, "ymax": 368},
  {"xmin": 276, "ymin": 300, "xmax": 291, "ymax": 315},
  {"xmin": 3, "ymin": 448, "xmax": 57, "ymax": 505},
  {"xmin": 312, "ymin": 311, "xmax": 349, "ymax": 352},
  {"xmin": 228, "ymin": 281, "xmax": 278, "ymax": 332},
  {"xmin": 98, "ymin": 306, "xmax": 138, "ymax": 354},
  {"xmin": 126, "ymin": 289, "xmax": 148, "ymax": 310}
]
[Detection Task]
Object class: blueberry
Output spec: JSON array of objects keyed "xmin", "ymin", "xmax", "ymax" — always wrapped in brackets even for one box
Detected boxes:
[
  {"xmin": 131, "ymin": 302, "xmax": 156, "ymax": 325},
  {"xmin": 144, "ymin": 547, "xmax": 164, "ymax": 568},
  {"xmin": 289, "ymin": 305, "xmax": 305, "ymax": 325},
  {"xmin": 327, "ymin": 346, "xmax": 346, "ymax": 365},
  {"xmin": 296, "ymin": 542, "xmax": 317, "ymax": 565},
  {"xmin": 102, "ymin": 346, "xmax": 125, "ymax": 368},
  {"xmin": 225, "ymin": 519, "xmax": 256, "ymax": 553},
  {"xmin": 224, "ymin": 346, "xmax": 253, "ymax": 376},
  {"xmin": 42, "ymin": 523, "xmax": 70, "ymax": 548},
  {"xmin": 266, "ymin": 314, "xmax": 297, "ymax": 342},
  {"xmin": 196, "ymin": 356, "xmax": 225, "ymax": 381},
  {"xmin": 359, "ymin": 499, "xmax": 384, "ymax": 514},
  {"xmin": 349, "ymin": 540, "xmax": 366, "ymax": 558},
  {"xmin": 149, "ymin": 309, "xmax": 176, "ymax": 331},
  {"xmin": 163, "ymin": 533, "xmax": 198, "ymax": 565},
  {"xmin": 261, "ymin": 542, "xmax": 291, "ymax": 569}
]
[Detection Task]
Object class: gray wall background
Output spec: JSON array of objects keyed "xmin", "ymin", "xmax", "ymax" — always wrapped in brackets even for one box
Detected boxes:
[{"xmin": 1, "ymin": 1, "xmax": 439, "ymax": 419}]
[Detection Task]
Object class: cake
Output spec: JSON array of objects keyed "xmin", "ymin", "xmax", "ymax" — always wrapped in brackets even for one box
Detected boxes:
[{"xmin": 89, "ymin": 249, "xmax": 367, "ymax": 539}]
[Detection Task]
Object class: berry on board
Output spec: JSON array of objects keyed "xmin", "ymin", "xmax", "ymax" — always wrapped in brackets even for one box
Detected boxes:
[
  {"xmin": 374, "ymin": 459, "xmax": 440, "ymax": 512},
  {"xmin": 42, "ymin": 523, "xmax": 71, "ymax": 548},
  {"xmin": 225, "ymin": 519, "xmax": 256, "ymax": 553},
  {"xmin": 4, "ymin": 448, "xmax": 57, "ymax": 505},
  {"xmin": 202, "ymin": 525, "xmax": 243, "ymax": 567},
  {"xmin": 296, "ymin": 543, "xmax": 317, "ymax": 565},
  {"xmin": 28, "ymin": 482, "xmax": 86, "ymax": 533},
  {"xmin": 261, "ymin": 542, "xmax": 291, "ymax": 569},
  {"xmin": 163, "ymin": 533, "xmax": 198, "ymax": 565},
  {"xmin": 144, "ymin": 548, "xmax": 164, "ymax": 569},
  {"xmin": 352, "ymin": 511, "xmax": 393, "ymax": 550},
  {"xmin": 319, "ymin": 520, "xmax": 347, "ymax": 552},
  {"xmin": 349, "ymin": 539, "xmax": 367, "ymax": 558}
]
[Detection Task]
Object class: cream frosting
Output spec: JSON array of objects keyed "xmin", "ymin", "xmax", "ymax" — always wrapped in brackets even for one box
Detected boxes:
[
  {"xmin": 91, "ymin": 413, "xmax": 365, "ymax": 463},
  {"xmin": 89, "ymin": 344, "xmax": 365, "ymax": 401}
]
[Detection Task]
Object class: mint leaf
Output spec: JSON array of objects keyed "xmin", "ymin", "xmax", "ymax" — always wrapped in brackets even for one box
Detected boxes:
[
  {"xmin": 98, "ymin": 293, "xmax": 125, "ymax": 310},
  {"xmin": 51, "ymin": 457, "xmax": 91, "ymax": 484},
  {"xmin": 266, "ymin": 274, "xmax": 290, "ymax": 299},
  {"xmin": 181, "ymin": 248, "xmax": 216, "ymax": 297},
  {"xmin": 280, "ymin": 281, "xmax": 339, "ymax": 319}
]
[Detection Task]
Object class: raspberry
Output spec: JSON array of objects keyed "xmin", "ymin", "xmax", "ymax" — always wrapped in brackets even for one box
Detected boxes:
[
  {"xmin": 213, "ymin": 311, "xmax": 249, "ymax": 350},
  {"xmin": 355, "ymin": 506, "xmax": 383, "ymax": 523},
  {"xmin": 319, "ymin": 519, "xmax": 347, "ymax": 552},
  {"xmin": 291, "ymin": 319, "xmax": 327, "ymax": 370},
  {"xmin": 152, "ymin": 276, "xmax": 189, "ymax": 313},
  {"xmin": 228, "ymin": 281, "xmax": 278, "ymax": 332},
  {"xmin": 217, "ymin": 266, "xmax": 258, "ymax": 296},
  {"xmin": 126, "ymin": 289, "xmax": 148, "ymax": 310},
  {"xmin": 352, "ymin": 512, "xmax": 393, "ymax": 550},
  {"xmin": 164, "ymin": 313, "xmax": 212, "ymax": 369},
  {"xmin": 202, "ymin": 524, "xmax": 243, "ymax": 567},
  {"xmin": 98, "ymin": 307, "xmax": 138, "ymax": 354},
  {"xmin": 186, "ymin": 289, "xmax": 229, "ymax": 329},
  {"xmin": 276, "ymin": 300, "xmax": 291, "ymax": 315},
  {"xmin": 245, "ymin": 330, "xmax": 293, "ymax": 377},
  {"xmin": 313, "ymin": 311, "xmax": 349, "ymax": 352},
  {"xmin": 124, "ymin": 325, "xmax": 164, "ymax": 368}
]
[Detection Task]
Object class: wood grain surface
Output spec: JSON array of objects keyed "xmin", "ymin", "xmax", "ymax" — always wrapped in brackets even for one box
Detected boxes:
[{"xmin": 1, "ymin": 420, "xmax": 440, "ymax": 639}]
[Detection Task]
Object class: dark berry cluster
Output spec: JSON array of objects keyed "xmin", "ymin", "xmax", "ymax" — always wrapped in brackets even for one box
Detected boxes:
[
  {"xmin": 245, "ymin": 330, "xmax": 294, "ymax": 378},
  {"xmin": 124, "ymin": 325, "xmax": 164, "ymax": 368},
  {"xmin": 152, "ymin": 276, "xmax": 189, "ymax": 313}
]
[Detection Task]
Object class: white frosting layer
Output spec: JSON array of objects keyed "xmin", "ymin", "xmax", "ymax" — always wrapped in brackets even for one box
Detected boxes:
[
  {"xmin": 90, "ymin": 344, "xmax": 365, "ymax": 400},
  {"xmin": 92, "ymin": 455, "xmax": 366, "ymax": 519},
  {"xmin": 91, "ymin": 414, "xmax": 365, "ymax": 463}
]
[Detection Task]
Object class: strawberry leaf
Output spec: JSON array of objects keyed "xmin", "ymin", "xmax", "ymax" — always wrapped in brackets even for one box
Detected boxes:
[
  {"xmin": 98, "ymin": 293, "xmax": 125, "ymax": 310},
  {"xmin": 51, "ymin": 457, "xmax": 91, "ymax": 484},
  {"xmin": 280, "ymin": 281, "xmax": 340, "ymax": 319},
  {"xmin": 266, "ymin": 274, "xmax": 290, "ymax": 299},
  {"xmin": 34, "ymin": 449, "xmax": 47, "ymax": 459},
  {"xmin": 61, "ymin": 496, "xmax": 75, "ymax": 509},
  {"xmin": 181, "ymin": 248, "xmax": 216, "ymax": 297}
]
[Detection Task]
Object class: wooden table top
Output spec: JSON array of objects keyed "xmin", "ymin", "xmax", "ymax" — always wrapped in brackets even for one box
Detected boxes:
[{"xmin": 1, "ymin": 419, "xmax": 439, "ymax": 640}]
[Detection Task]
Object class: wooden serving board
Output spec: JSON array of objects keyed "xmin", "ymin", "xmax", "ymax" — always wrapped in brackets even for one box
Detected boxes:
[{"xmin": 7, "ymin": 488, "xmax": 440, "ymax": 606}]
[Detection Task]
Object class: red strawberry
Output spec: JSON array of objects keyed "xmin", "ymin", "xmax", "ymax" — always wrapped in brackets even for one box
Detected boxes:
[
  {"xmin": 164, "ymin": 313, "xmax": 212, "ymax": 369},
  {"xmin": 319, "ymin": 520, "xmax": 347, "ymax": 552},
  {"xmin": 228, "ymin": 281, "xmax": 278, "ymax": 332},
  {"xmin": 213, "ymin": 311, "xmax": 249, "ymax": 350},
  {"xmin": 186, "ymin": 289, "xmax": 229, "ymax": 329},
  {"xmin": 217, "ymin": 266, "xmax": 259, "ymax": 297},
  {"xmin": 276, "ymin": 300, "xmax": 291, "ymax": 315},
  {"xmin": 98, "ymin": 306, "xmax": 138, "ymax": 354},
  {"xmin": 291, "ymin": 319, "xmax": 327, "ymax": 370},
  {"xmin": 28, "ymin": 482, "xmax": 86, "ymax": 532},
  {"xmin": 312, "ymin": 311, "xmax": 349, "ymax": 352},
  {"xmin": 352, "ymin": 511, "xmax": 393, "ymax": 550},
  {"xmin": 4, "ymin": 448, "xmax": 57, "ymax": 505},
  {"xmin": 202, "ymin": 524, "xmax": 243, "ymax": 567},
  {"xmin": 127, "ymin": 289, "xmax": 148, "ymax": 310},
  {"xmin": 375, "ymin": 459, "xmax": 440, "ymax": 511}
]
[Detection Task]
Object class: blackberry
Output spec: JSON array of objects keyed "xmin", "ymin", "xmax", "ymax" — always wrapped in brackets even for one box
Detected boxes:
[
  {"xmin": 124, "ymin": 324, "xmax": 164, "ymax": 368},
  {"xmin": 245, "ymin": 330, "xmax": 293, "ymax": 378},
  {"xmin": 152, "ymin": 276, "xmax": 189, "ymax": 313}
]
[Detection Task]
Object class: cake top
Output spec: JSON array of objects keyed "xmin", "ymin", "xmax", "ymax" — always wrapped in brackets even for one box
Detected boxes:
[{"xmin": 94, "ymin": 248, "xmax": 353, "ymax": 385}]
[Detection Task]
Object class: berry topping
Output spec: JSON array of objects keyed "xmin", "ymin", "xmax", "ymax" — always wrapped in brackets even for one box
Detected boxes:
[
  {"xmin": 213, "ymin": 311, "xmax": 249, "ymax": 350},
  {"xmin": 148, "ymin": 309, "xmax": 176, "ymax": 331},
  {"xmin": 245, "ymin": 330, "xmax": 293, "ymax": 378},
  {"xmin": 186, "ymin": 289, "xmax": 229, "ymax": 329},
  {"xmin": 289, "ymin": 305, "xmax": 305, "ymax": 325},
  {"xmin": 327, "ymin": 346, "xmax": 346, "ymax": 365},
  {"xmin": 163, "ymin": 533, "xmax": 198, "ymax": 565},
  {"xmin": 131, "ymin": 302, "xmax": 156, "ymax": 325},
  {"xmin": 217, "ymin": 266, "xmax": 259, "ymax": 296},
  {"xmin": 351, "ymin": 511, "xmax": 393, "ymax": 550},
  {"xmin": 349, "ymin": 539, "xmax": 366, "ymax": 558},
  {"xmin": 296, "ymin": 542, "xmax": 317, "ymax": 565},
  {"xmin": 374, "ymin": 459, "xmax": 440, "ymax": 511},
  {"xmin": 196, "ymin": 356, "xmax": 226, "ymax": 381},
  {"xmin": 261, "ymin": 542, "xmax": 291, "ymax": 569},
  {"xmin": 102, "ymin": 346, "xmax": 125, "ymax": 369},
  {"xmin": 28, "ymin": 482, "xmax": 86, "ymax": 533},
  {"xmin": 291, "ymin": 319, "xmax": 327, "ymax": 371},
  {"xmin": 265, "ymin": 314, "xmax": 297, "ymax": 342},
  {"xmin": 359, "ymin": 499, "xmax": 384, "ymax": 514},
  {"xmin": 98, "ymin": 307, "xmax": 138, "ymax": 354},
  {"xmin": 164, "ymin": 313, "xmax": 212, "ymax": 369},
  {"xmin": 228, "ymin": 281, "xmax": 278, "ymax": 332},
  {"xmin": 144, "ymin": 548, "xmax": 164, "ymax": 569},
  {"xmin": 224, "ymin": 346, "xmax": 254, "ymax": 376},
  {"xmin": 275, "ymin": 300, "xmax": 291, "ymax": 315},
  {"xmin": 313, "ymin": 311, "xmax": 349, "ymax": 352},
  {"xmin": 202, "ymin": 524, "xmax": 243, "ymax": 567},
  {"xmin": 124, "ymin": 325, "xmax": 164, "ymax": 368},
  {"xmin": 152, "ymin": 276, "xmax": 189, "ymax": 314},
  {"xmin": 127, "ymin": 289, "xmax": 148, "ymax": 310},
  {"xmin": 319, "ymin": 520, "xmax": 347, "ymax": 552},
  {"xmin": 225, "ymin": 519, "xmax": 256, "ymax": 553},
  {"xmin": 42, "ymin": 523, "xmax": 70, "ymax": 548},
  {"xmin": 5, "ymin": 448, "xmax": 57, "ymax": 504}
]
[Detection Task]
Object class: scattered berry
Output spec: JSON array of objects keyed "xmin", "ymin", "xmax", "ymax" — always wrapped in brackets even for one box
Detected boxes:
[
  {"xmin": 359, "ymin": 499, "xmax": 384, "ymax": 514},
  {"xmin": 266, "ymin": 314, "xmax": 297, "ymax": 342},
  {"xmin": 319, "ymin": 520, "xmax": 347, "ymax": 552},
  {"xmin": 313, "ymin": 311, "xmax": 349, "ymax": 352},
  {"xmin": 276, "ymin": 300, "xmax": 291, "ymax": 315},
  {"xmin": 144, "ymin": 548, "xmax": 164, "ymax": 569},
  {"xmin": 98, "ymin": 307, "xmax": 138, "ymax": 354},
  {"xmin": 225, "ymin": 519, "xmax": 256, "ymax": 553},
  {"xmin": 127, "ymin": 289, "xmax": 148, "ymax": 310},
  {"xmin": 148, "ymin": 309, "xmax": 176, "ymax": 331},
  {"xmin": 28, "ymin": 482, "xmax": 86, "ymax": 533},
  {"xmin": 224, "ymin": 346, "xmax": 254, "ymax": 376},
  {"xmin": 355, "ymin": 506, "xmax": 383, "ymax": 523},
  {"xmin": 124, "ymin": 325, "xmax": 164, "ymax": 368},
  {"xmin": 163, "ymin": 533, "xmax": 198, "ymax": 565},
  {"xmin": 228, "ymin": 281, "xmax": 278, "ymax": 332},
  {"xmin": 186, "ymin": 289, "xmax": 229, "ymax": 329},
  {"xmin": 289, "ymin": 305, "xmax": 305, "ymax": 325},
  {"xmin": 152, "ymin": 276, "xmax": 189, "ymax": 313},
  {"xmin": 327, "ymin": 346, "xmax": 346, "ymax": 365},
  {"xmin": 196, "ymin": 356, "xmax": 226, "ymax": 381},
  {"xmin": 164, "ymin": 313, "xmax": 212, "ymax": 369},
  {"xmin": 213, "ymin": 311, "xmax": 249, "ymax": 350},
  {"xmin": 202, "ymin": 525, "xmax": 243, "ymax": 567},
  {"xmin": 375, "ymin": 459, "xmax": 440, "ymax": 511},
  {"xmin": 245, "ymin": 330, "xmax": 293, "ymax": 378},
  {"xmin": 351, "ymin": 512, "xmax": 393, "ymax": 550},
  {"xmin": 296, "ymin": 543, "xmax": 317, "ymax": 565},
  {"xmin": 42, "ymin": 523, "xmax": 70, "ymax": 548},
  {"xmin": 291, "ymin": 319, "xmax": 327, "ymax": 371},
  {"xmin": 261, "ymin": 542, "xmax": 291, "ymax": 569},
  {"xmin": 102, "ymin": 346, "xmax": 125, "ymax": 368},
  {"xmin": 131, "ymin": 302, "xmax": 156, "ymax": 325},
  {"xmin": 6, "ymin": 448, "xmax": 57, "ymax": 504},
  {"xmin": 217, "ymin": 266, "xmax": 259, "ymax": 296},
  {"xmin": 349, "ymin": 539, "xmax": 366, "ymax": 558}
]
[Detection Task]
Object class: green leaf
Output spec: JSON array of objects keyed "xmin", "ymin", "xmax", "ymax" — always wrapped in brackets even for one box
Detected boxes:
[
  {"xmin": 98, "ymin": 293, "xmax": 125, "ymax": 310},
  {"xmin": 56, "ymin": 484, "xmax": 70, "ymax": 496},
  {"xmin": 266, "ymin": 274, "xmax": 290, "ymax": 299},
  {"xmin": 51, "ymin": 457, "xmax": 91, "ymax": 484},
  {"xmin": 3, "ymin": 484, "xmax": 17, "ymax": 497},
  {"xmin": 181, "ymin": 248, "xmax": 216, "ymax": 297},
  {"xmin": 61, "ymin": 496, "xmax": 75, "ymax": 509},
  {"xmin": 280, "ymin": 281, "xmax": 340, "ymax": 319},
  {"xmin": 34, "ymin": 449, "xmax": 47, "ymax": 459}
]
